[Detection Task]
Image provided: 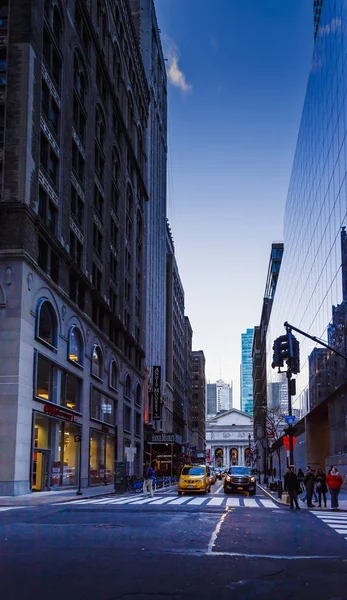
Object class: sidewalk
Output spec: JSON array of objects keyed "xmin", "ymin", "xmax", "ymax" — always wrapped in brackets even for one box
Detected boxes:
[
  {"xmin": 258, "ymin": 481, "xmax": 347, "ymax": 511},
  {"xmin": 0, "ymin": 485, "xmax": 116, "ymax": 507}
]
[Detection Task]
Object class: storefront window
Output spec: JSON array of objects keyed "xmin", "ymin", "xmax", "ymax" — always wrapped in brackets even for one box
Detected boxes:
[
  {"xmin": 36, "ymin": 355, "xmax": 54, "ymax": 401},
  {"xmin": 61, "ymin": 372, "xmax": 81, "ymax": 411},
  {"xmin": 32, "ymin": 412, "xmax": 80, "ymax": 491},
  {"xmin": 89, "ymin": 429, "xmax": 115, "ymax": 485},
  {"xmin": 91, "ymin": 387, "xmax": 115, "ymax": 425}
]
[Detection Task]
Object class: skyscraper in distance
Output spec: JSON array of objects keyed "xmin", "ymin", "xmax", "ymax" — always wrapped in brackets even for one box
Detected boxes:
[{"xmin": 241, "ymin": 329, "xmax": 254, "ymax": 415}]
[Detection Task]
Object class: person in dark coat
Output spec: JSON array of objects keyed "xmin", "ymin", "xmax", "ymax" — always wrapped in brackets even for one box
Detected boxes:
[
  {"xmin": 284, "ymin": 466, "xmax": 300, "ymax": 510},
  {"xmin": 304, "ymin": 467, "xmax": 316, "ymax": 507},
  {"xmin": 315, "ymin": 468, "xmax": 327, "ymax": 508}
]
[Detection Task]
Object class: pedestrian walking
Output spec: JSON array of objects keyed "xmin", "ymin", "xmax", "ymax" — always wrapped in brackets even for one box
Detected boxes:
[
  {"xmin": 327, "ymin": 466, "xmax": 343, "ymax": 510},
  {"xmin": 143, "ymin": 463, "xmax": 156, "ymax": 498},
  {"xmin": 304, "ymin": 466, "xmax": 316, "ymax": 507},
  {"xmin": 315, "ymin": 468, "xmax": 327, "ymax": 508},
  {"xmin": 284, "ymin": 466, "xmax": 300, "ymax": 510}
]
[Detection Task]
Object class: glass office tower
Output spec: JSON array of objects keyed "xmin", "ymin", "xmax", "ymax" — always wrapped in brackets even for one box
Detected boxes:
[
  {"xmin": 268, "ymin": 0, "xmax": 347, "ymax": 469},
  {"xmin": 241, "ymin": 329, "xmax": 254, "ymax": 415}
]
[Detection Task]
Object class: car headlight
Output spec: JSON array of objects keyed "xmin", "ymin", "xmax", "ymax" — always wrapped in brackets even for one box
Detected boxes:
[
  {"xmin": 179, "ymin": 478, "xmax": 185, "ymax": 483},
  {"xmin": 226, "ymin": 475, "xmax": 231, "ymax": 482},
  {"xmin": 250, "ymin": 477, "xmax": 255, "ymax": 482}
]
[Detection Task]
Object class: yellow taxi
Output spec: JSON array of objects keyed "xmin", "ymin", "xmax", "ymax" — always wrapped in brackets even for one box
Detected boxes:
[{"xmin": 178, "ymin": 464, "xmax": 211, "ymax": 495}]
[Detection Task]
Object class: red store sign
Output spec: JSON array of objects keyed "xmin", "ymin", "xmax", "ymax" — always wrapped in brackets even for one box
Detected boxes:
[{"xmin": 44, "ymin": 404, "xmax": 77, "ymax": 422}]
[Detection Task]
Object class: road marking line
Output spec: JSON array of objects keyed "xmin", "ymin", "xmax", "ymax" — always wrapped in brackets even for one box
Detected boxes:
[
  {"xmin": 129, "ymin": 497, "xmax": 162, "ymax": 505},
  {"xmin": 325, "ymin": 523, "xmax": 347, "ymax": 529},
  {"xmin": 166, "ymin": 496, "xmax": 192, "ymax": 505},
  {"xmin": 259, "ymin": 499, "xmax": 279, "ymax": 509},
  {"xmin": 226, "ymin": 497, "xmax": 240, "ymax": 507},
  {"xmin": 215, "ymin": 484, "xmax": 224, "ymax": 494},
  {"xmin": 334, "ymin": 529, "xmax": 347, "ymax": 534},
  {"xmin": 0, "ymin": 507, "xmax": 26, "ymax": 512},
  {"xmin": 147, "ymin": 496, "xmax": 177, "ymax": 505},
  {"xmin": 207, "ymin": 510, "xmax": 228, "ymax": 554},
  {"xmin": 243, "ymin": 499, "xmax": 258, "ymax": 508},
  {"xmin": 207, "ymin": 551, "xmax": 341, "ymax": 560},
  {"xmin": 188, "ymin": 497, "xmax": 208, "ymax": 505},
  {"xmin": 207, "ymin": 497, "xmax": 224, "ymax": 506}
]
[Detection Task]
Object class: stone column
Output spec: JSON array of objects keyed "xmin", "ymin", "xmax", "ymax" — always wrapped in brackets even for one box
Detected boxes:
[{"xmin": 239, "ymin": 446, "xmax": 243, "ymax": 466}]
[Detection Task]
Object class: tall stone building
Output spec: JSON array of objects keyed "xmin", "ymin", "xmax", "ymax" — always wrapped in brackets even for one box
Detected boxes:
[
  {"xmin": 0, "ymin": 0, "xmax": 150, "ymax": 495},
  {"xmin": 130, "ymin": 0, "xmax": 168, "ymax": 441},
  {"xmin": 191, "ymin": 350, "xmax": 206, "ymax": 458}
]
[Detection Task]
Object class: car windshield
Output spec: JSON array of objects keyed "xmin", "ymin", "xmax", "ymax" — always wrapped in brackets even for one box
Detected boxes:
[
  {"xmin": 181, "ymin": 467, "xmax": 204, "ymax": 476},
  {"xmin": 228, "ymin": 467, "xmax": 252, "ymax": 475}
]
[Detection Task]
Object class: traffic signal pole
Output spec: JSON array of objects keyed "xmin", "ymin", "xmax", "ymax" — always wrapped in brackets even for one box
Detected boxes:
[{"xmin": 286, "ymin": 368, "xmax": 294, "ymax": 466}]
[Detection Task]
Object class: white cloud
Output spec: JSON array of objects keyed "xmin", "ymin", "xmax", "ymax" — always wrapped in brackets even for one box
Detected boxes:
[{"xmin": 162, "ymin": 34, "xmax": 192, "ymax": 92}]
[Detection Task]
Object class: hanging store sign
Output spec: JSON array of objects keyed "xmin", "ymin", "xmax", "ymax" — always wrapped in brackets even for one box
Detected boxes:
[
  {"xmin": 152, "ymin": 365, "xmax": 161, "ymax": 420},
  {"xmin": 44, "ymin": 404, "xmax": 77, "ymax": 422},
  {"xmin": 150, "ymin": 433, "xmax": 182, "ymax": 444}
]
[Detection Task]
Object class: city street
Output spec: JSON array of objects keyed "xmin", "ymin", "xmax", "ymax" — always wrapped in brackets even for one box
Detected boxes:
[{"xmin": 1, "ymin": 483, "xmax": 347, "ymax": 599}]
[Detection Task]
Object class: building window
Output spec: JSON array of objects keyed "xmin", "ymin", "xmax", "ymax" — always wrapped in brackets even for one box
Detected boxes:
[
  {"xmin": 135, "ymin": 384, "xmax": 141, "ymax": 407},
  {"xmin": 36, "ymin": 299, "xmax": 58, "ymax": 349},
  {"xmin": 93, "ymin": 223, "xmax": 103, "ymax": 257},
  {"xmin": 60, "ymin": 372, "xmax": 81, "ymax": 411},
  {"xmin": 91, "ymin": 387, "xmax": 115, "ymax": 425},
  {"xmin": 94, "ymin": 184, "xmax": 104, "ymax": 219},
  {"xmin": 43, "ymin": 25, "xmax": 62, "ymax": 89},
  {"xmin": 91, "ymin": 344, "xmax": 103, "ymax": 379},
  {"xmin": 74, "ymin": 52, "xmax": 87, "ymax": 102},
  {"xmin": 75, "ymin": 4, "xmax": 90, "ymax": 56},
  {"xmin": 69, "ymin": 231, "xmax": 83, "ymax": 269},
  {"xmin": 68, "ymin": 326, "xmax": 84, "ymax": 366},
  {"xmin": 92, "ymin": 262, "xmax": 102, "ymax": 292},
  {"xmin": 109, "ymin": 360, "xmax": 118, "ymax": 390},
  {"xmin": 40, "ymin": 132, "xmax": 59, "ymax": 187},
  {"xmin": 38, "ymin": 186, "xmax": 57, "ymax": 234},
  {"xmin": 41, "ymin": 79, "xmax": 60, "ymax": 136},
  {"xmin": 70, "ymin": 185, "xmax": 84, "ymax": 226},
  {"xmin": 134, "ymin": 411, "xmax": 141, "ymax": 436},
  {"xmin": 110, "ymin": 252, "xmax": 117, "ymax": 282},
  {"xmin": 35, "ymin": 354, "xmax": 54, "ymax": 400},
  {"xmin": 123, "ymin": 404, "xmax": 131, "ymax": 432},
  {"xmin": 124, "ymin": 374, "xmax": 131, "ymax": 399},
  {"xmin": 73, "ymin": 93, "xmax": 86, "ymax": 142},
  {"xmin": 110, "ymin": 218, "xmax": 118, "ymax": 247},
  {"xmin": 72, "ymin": 139, "xmax": 85, "ymax": 184}
]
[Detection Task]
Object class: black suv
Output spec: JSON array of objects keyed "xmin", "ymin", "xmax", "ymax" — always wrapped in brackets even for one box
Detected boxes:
[{"xmin": 224, "ymin": 466, "xmax": 256, "ymax": 495}]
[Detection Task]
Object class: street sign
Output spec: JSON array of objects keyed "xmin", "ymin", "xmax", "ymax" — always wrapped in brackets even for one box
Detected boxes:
[{"xmin": 285, "ymin": 415, "xmax": 296, "ymax": 426}]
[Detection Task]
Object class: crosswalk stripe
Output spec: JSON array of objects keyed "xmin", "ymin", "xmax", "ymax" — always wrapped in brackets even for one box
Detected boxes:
[
  {"xmin": 166, "ymin": 496, "xmax": 192, "ymax": 505},
  {"xmin": 243, "ymin": 499, "xmax": 258, "ymax": 508},
  {"xmin": 130, "ymin": 497, "xmax": 161, "ymax": 505},
  {"xmin": 207, "ymin": 497, "xmax": 224, "ymax": 506},
  {"xmin": 148, "ymin": 496, "xmax": 177, "ymax": 505},
  {"xmin": 0, "ymin": 507, "xmax": 25, "ymax": 512},
  {"xmin": 226, "ymin": 497, "xmax": 241, "ymax": 507},
  {"xmin": 335, "ymin": 529, "xmax": 347, "ymax": 534},
  {"xmin": 188, "ymin": 497, "xmax": 208, "ymax": 505},
  {"xmin": 259, "ymin": 499, "xmax": 279, "ymax": 509}
]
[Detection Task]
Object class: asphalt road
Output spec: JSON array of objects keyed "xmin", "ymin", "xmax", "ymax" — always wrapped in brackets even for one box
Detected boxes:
[{"xmin": 1, "ymin": 482, "xmax": 347, "ymax": 600}]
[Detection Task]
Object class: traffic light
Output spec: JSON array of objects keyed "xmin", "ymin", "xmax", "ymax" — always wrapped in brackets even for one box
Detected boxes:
[
  {"xmin": 272, "ymin": 338, "xmax": 282, "ymax": 368},
  {"xmin": 290, "ymin": 336, "xmax": 300, "ymax": 374},
  {"xmin": 272, "ymin": 334, "xmax": 290, "ymax": 368}
]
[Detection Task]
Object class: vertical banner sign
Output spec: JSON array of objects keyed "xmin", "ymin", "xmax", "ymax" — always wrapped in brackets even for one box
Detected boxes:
[{"xmin": 152, "ymin": 366, "xmax": 161, "ymax": 420}]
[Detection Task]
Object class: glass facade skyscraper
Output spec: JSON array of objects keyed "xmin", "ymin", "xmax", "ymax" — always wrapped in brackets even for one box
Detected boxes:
[
  {"xmin": 268, "ymin": 0, "xmax": 347, "ymax": 468},
  {"xmin": 241, "ymin": 329, "xmax": 254, "ymax": 415}
]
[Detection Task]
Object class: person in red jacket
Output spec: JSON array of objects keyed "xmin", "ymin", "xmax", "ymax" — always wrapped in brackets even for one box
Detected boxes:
[{"xmin": 326, "ymin": 466, "xmax": 343, "ymax": 510}]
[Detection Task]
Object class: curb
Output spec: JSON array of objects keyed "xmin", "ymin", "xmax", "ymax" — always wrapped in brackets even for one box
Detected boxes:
[{"xmin": 257, "ymin": 483, "xmax": 287, "ymax": 506}]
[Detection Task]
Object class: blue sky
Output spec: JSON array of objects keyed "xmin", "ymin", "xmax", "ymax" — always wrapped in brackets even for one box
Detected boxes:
[{"xmin": 155, "ymin": 0, "xmax": 314, "ymax": 408}]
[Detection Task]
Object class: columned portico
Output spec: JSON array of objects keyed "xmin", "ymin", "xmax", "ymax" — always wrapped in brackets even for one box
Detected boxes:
[{"xmin": 206, "ymin": 408, "xmax": 254, "ymax": 469}]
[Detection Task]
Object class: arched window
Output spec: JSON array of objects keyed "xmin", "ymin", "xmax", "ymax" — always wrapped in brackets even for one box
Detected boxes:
[
  {"xmin": 91, "ymin": 345, "xmax": 103, "ymax": 379},
  {"xmin": 37, "ymin": 299, "xmax": 58, "ymax": 348},
  {"xmin": 124, "ymin": 374, "xmax": 131, "ymax": 399},
  {"xmin": 74, "ymin": 52, "xmax": 87, "ymax": 103},
  {"xmin": 68, "ymin": 326, "xmax": 84, "ymax": 365},
  {"xmin": 135, "ymin": 384, "xmax": 141, "ymax": 406},
  {"xmin": 109, "ymin": 360, "xmax": 118, "ymax": 389}
]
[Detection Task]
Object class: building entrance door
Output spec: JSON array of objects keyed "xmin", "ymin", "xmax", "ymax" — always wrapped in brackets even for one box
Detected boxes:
[{"xmin": 32, "ymin": 449, "xmax": 50, "ymax": 491}]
